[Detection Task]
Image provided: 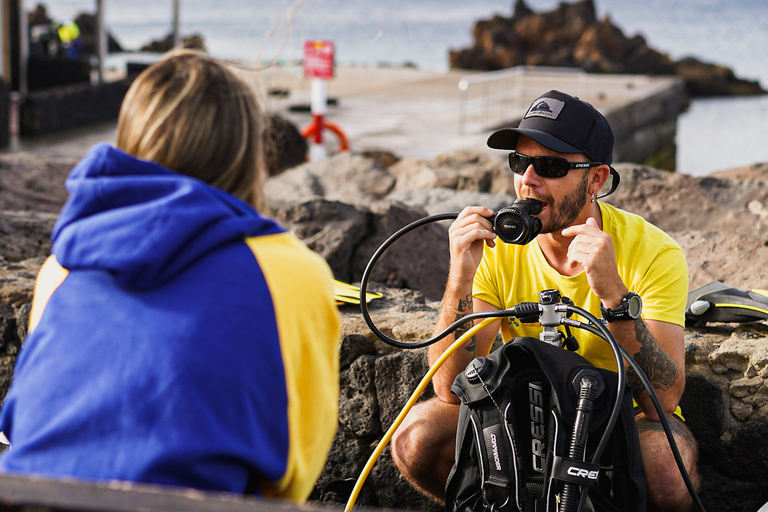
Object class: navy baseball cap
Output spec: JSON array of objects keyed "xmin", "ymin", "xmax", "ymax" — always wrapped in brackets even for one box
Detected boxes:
[{"xmin": 487, "ymin": 90, "xmax": 615, "ymax": 166}]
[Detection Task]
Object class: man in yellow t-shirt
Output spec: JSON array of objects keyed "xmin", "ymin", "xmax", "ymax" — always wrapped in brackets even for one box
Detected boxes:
[{"xmin": 391, "ymin": 90, "xmax": 698, "ymax": 512}]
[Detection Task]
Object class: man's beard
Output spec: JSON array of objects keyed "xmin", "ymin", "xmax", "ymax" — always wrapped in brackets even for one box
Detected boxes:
[{"xmin": 540, "ymin": 171, "xmax": 590, "ymax": 234}]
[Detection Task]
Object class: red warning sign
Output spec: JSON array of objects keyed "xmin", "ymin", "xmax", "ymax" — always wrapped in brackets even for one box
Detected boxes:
[{"xmin": 303, "ymin": 40, "xmax": 335, "ymax": 79}]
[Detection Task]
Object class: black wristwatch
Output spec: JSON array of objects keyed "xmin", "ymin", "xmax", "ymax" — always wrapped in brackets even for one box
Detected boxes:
[{"xmin": 600, "ymin": 292, "xmax": 642, "ymax": 322}]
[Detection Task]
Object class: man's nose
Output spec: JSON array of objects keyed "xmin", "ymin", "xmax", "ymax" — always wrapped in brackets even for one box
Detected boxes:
[{"xmin": 519, "ymin": 163, "xmax": 541, "ymax": 187}]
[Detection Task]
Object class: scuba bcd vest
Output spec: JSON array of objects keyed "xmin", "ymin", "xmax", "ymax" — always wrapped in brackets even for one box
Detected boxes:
[{"xmin": 445, "ymin": 337, "xmax": 647, "ymax": 512}]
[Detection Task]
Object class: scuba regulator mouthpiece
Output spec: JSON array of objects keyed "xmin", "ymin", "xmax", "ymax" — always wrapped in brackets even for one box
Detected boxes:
[{"xmin": 492, "ymin": 198, "xmax": 543, "ymax": 245}]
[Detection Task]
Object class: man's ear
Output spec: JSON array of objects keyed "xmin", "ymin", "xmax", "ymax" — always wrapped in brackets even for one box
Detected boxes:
[{"xmin": 590, "ymin": 164, "xmax": 611, "ymax": 195}]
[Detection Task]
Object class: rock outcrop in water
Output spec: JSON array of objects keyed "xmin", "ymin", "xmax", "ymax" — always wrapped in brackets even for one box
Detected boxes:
[{"xmin": 449, "ymin": 0, "xmax": 765, "ymax": 98}]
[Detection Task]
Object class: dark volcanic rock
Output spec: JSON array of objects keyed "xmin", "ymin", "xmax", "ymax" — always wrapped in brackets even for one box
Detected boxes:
[
  {"xmin": 3, "ymin": 147, "xmax": 768, "ymax": 512},
  {"xmin": 350, "ymin": 201, "xmax": 449, "ymax": 303},
  {"xmin": 0, "ymin": 211, "xmax": 58, "ymax": 263},
  {"xmin": 605, "ymin": 164, "xmax": 768, "ymax": 242},
  {"xmin": 339, "ymin": 354, "xmax": 380, "ymax": 436},
  {"xmin": 0, "ymin": 153, "xmax": 74, "ymax": 213},
  {"xmin": 267, "ymin": 199, "xmax": 371, "ymax": 283},
  {"xmin": 264, "ymin": 152, "xmax": 396, "ymax": 208},
  {"xmin": 675, "ymin": 56, "xmax": 766, "ymax": 97},
  {"xmin": 263, "ymin": 114, "xmax": 309, "ymax": 177}
]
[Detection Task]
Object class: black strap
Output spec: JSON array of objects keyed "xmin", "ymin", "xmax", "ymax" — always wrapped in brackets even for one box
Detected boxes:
[
  {"xmin": 597, "ymin": 167, "xmax": 621, "ymax": 199},
  {"xmin": 481, "ymin": 423, "xmax": 513, "ymax": 509}
]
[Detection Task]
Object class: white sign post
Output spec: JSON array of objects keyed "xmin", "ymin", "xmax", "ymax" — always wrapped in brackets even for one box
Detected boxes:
[{"xmin": 303, "ymin": 40, "xmax": 335, "ymax": 161}]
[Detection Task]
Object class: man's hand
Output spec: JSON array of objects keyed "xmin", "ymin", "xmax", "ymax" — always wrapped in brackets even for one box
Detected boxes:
[
  {"xmin": 561, "ymin": 217, "xmax": 627, "ymax": 308},
  {"xmin": 429, "ymin": 207, "xmax": 500, "ymax": 401},
  {"xmin": 447, "ymin": 207, "xmax": 497, "ymax": 284},
  {"xmin": 562, "ymin": 217, "xmax": 685, "ymax": 418}
]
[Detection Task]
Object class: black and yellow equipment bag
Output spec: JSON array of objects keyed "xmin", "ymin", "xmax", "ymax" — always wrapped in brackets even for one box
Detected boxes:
[{"xmin": 685, "ymin": 281, "xmax": 768, "ymax": 325}]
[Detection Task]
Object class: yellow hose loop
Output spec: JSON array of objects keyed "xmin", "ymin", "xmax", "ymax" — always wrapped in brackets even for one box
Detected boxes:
[{"xmin": 344, "ymin": 317, "xmax": 498, "ymax": 511}]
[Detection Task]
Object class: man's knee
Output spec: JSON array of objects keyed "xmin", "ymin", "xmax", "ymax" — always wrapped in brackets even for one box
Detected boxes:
[
  {"xmin": 390, "ymin": 411, "xmax": 425, "ymax": 473},
  {"xmin": 392, "ymin": 397, "xmax": 457, "ymax": 468},
  {"xmin": 390, "ymin": 398, "xmax": 460, "ymax": 501},
  {"xmin": 637, "ymin": 416, "xmax": 699, "ymax": 512}
]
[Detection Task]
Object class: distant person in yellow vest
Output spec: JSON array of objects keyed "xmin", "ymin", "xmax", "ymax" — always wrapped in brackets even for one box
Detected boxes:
[{"xmin": 57, "ymin": 20, "xmax": 83, "ymax": 59}]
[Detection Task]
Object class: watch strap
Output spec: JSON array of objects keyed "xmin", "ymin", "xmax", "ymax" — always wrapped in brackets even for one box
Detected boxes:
[{"xmin": 600, "ymin": 292, "xmax": 641, "ymax": 322}]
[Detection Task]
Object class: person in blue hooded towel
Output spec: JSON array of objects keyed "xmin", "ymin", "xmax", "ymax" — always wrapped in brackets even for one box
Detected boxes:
[{"xmin": 0, "ymin": 50, "xmax": 341, "ymax": 502}]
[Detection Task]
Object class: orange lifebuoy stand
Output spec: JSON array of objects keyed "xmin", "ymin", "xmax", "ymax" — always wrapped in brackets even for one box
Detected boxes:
[
  {"xmin": 303, "ymin": 40, "xmax": 349, "ymax": 160},
  {"xmin": 301, "ymin": 115, "xmax": 350, "ymax": 154}
]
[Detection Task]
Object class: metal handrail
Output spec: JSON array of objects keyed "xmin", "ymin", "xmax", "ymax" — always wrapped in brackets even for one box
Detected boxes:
[{"xmin": 458, "ymin": 66, "xmax": 588, "ymax": 134}]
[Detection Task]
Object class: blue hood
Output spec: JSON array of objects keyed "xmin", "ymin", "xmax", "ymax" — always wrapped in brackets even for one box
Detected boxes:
[{"xmin": 52, "ymin": 143, "xmax": 283, "ymax": 290}]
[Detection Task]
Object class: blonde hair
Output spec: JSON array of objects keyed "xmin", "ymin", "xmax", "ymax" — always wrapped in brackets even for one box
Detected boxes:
[{"xmin": 117, "ymin": 50, "xmax": 264, "ymax": 209}]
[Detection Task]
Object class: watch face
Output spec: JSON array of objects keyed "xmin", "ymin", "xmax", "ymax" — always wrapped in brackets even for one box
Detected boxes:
[{"xmin": 628, "ymin": 294, "xmax": 642, "ymax": 318}]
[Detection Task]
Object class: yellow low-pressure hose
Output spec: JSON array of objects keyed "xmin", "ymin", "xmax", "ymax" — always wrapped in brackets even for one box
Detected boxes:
[{"xmin": 344, "ymin": 317, "xmax": 498, "ymax": 511}]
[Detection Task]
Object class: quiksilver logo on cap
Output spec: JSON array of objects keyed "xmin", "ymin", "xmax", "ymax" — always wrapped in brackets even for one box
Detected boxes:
[{"xmin": 525, "ymin": 98, "xmax": 565, "ymax": 120}]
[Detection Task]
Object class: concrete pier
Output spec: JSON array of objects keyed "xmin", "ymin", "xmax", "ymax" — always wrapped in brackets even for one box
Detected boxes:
[
  {"xmin": 256, "ymin": 65, "xmax": 684, "ymax": 167},
  {"xmin": 3, "ymin": 64, "xmax": 684, "ymax": 169}
]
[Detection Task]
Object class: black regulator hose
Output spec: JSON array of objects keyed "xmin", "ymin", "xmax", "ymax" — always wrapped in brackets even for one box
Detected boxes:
[
  {"xmin": 615, "ymin": 344, "xmax": 706, "ymax": 512},
  {"xmin": 359, "ymin": 200, "xmax": 543, "ymax": 348},
  {"xmin": 357, "ymin": 210, "xmax": 542, "ymax": 349},
  {"xmin": 564, "ymin": 305, "xmax": 705, "ymax": 512},
  {"xmin": 564, "ymin": 305, "xmax": 625, "ymax": 467},
  {"xmin": 359, "ymin": 212, "xmax": 457, "ymax": 349}
]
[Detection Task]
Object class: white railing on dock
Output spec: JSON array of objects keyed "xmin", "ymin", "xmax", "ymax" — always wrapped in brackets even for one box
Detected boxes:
[{"xmin": 458, "ymin": 66, "xmax": 588, "ymax": 134}]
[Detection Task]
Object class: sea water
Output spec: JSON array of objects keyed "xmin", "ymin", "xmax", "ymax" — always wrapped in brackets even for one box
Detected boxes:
[{"xmin": 40, "ymin": 0, "xmax": 768, "ymax": 175}]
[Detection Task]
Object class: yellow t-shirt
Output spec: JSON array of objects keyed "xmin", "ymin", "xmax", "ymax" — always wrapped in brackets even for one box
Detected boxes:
[{"xmin": 473, "ymin": 202, "xmax": 688, "ymax": 372}]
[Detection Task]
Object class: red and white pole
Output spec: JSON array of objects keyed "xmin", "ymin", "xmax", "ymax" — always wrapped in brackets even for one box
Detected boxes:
[
  {"xmin": 309, "ymin": 77, "xmax": 328, "ymax": 161},
  {"xmin": 303, "ymin": 40, "xmax": 335, "ymax": 161}
]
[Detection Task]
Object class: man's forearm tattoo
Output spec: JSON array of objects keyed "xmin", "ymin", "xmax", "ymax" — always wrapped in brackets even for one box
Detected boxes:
[
  {"xmin": 453, "ymin": 293, "xmax": 477, "ymax": 355},
  {"xmin": 626, "ymin": 319, "xmax": 678, "ymax": 398}
]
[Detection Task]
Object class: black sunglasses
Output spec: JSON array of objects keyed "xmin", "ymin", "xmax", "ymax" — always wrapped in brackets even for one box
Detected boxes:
[{"xmin": 508, "ymin": 153, "xmax": 603, "ymax": 178}]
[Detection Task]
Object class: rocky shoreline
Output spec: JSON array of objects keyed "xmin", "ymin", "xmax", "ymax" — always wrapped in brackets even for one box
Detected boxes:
[
  {"xmin": 0, "ymin": 149, "xmax": 767, "ymax": 511},
  {"xmin": 450, "ymin": 0, "xmax": 765, "ymax": 99}
]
